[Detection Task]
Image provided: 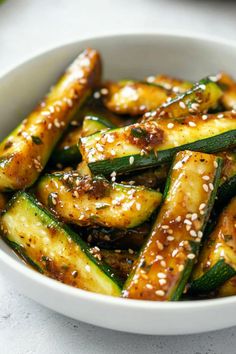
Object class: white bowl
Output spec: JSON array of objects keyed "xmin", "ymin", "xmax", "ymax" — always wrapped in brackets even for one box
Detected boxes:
[{"xmin": 1, "ymin": 32, "xmax": 236, "ymax": 335}]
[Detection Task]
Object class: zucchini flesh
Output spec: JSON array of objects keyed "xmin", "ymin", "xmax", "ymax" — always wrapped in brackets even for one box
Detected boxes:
[
  {"xmin": 0, "ymin": 193, "xmax": 8, "ymax": 212},
  {"xmin": 123, "ymin": 151, "xmax": 222, "ymax": 301},
  {"xmin": 0, "ymin": 192, "xmax": 121, "ymax": 295},
  {"xmin": 35, "ymin": 173, "xmax": 162, "ymax": 229},
  {"xmin": 142, "ymin": 78, "xmax": 222, "ymax": 120},
  {"xmin": 81, "ymin": 115, "xmax": 116, "ymax": 137},
  {"xmin": 0, "ymin": 49, "xmax": 101, "ymax": 191},
  {"xmin": 103, "ymin": 81, "xmax": 169, "ymax": 115},
  {"xmin": 146, "ymin": 74, "xmax": 192, "ymax": 93},
  {"xmin": 80, "ymin": 112, "xmax": 236, "ymax": 175},
  {"xmin": 217, "ymin": 72, "xmax": 236, "ymax": 110},
  {"xmin": 190, "ymin": 197, "xmax": 236, "ymax": 294}
]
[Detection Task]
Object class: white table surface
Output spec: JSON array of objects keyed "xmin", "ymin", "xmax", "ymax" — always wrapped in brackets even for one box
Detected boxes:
[{"xmin": 1, "ymin": 1, "xmax": 236, "ymax": 353}]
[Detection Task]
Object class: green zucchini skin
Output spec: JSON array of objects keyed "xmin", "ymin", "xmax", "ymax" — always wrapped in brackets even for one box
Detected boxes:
[
  {"xmin": 82, "ymin": 121, "xmax": 236, "ymax": 176},
  {"xmin": 35, "ymin": 172, "xmax": 162, "ymax": 229},
  {"xmin": 217, "ymin": 174, "xmax": 236, "ymax": 206},
  {"xmin": 0, "ymin": 49, "xmax": 101, "ymax": 191},
  {"xmin": 0, "ymin": 192, "xmax": 122, "ymax": 295},
  {"xmin": 189, "ymin": 259, "xmax": 236, "ymax": 295},
  {"xmin": 123, "ymin": 151, "xmax": 222, "ymax": 301},
  {"xmin": 189, "ymin": 197, "xmax": 236, "ymax": 295}
]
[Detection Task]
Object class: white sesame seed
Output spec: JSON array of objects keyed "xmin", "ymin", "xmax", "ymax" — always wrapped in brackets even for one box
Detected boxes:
[
  {"xmin": 189, "ymin": 121, "xmax": 196, "ymax": 127},
  {"xmin": 159, "ymin": 279, "xmax": 167, "ymax": 285},
  {"xmin": 214, "ymin": 161, "xmax": 218, "ymax": 168},
  {"xmin": 175, "ymin": 216, "xmax": 181, "ymax": 222},
  {"xmin": 203, "ymin": 184, "xmax": 209, "ymax": 192},
  {"xmin": 179, "ymin": 101, "xmax": 186, "ymax": 109},
  {"xmin": 146, "ymin": 76, "xmax": 155, "ymax": 83},
  {"xmin": 129, "ymin": 156, "xmax": 134, "ymax": 165},
  {"xmin": 217, "ymin": 113, "xmax": 224, "ymax": 118},
  {"xmin": 155, "ymin": 256, "xmax": 163, "ymax": 262},
  {"xmin": 178, "ymin": 264, "xmax": 184, "ymax": 272},
  {"xmin": 100, "ymin": 88, "xmax": 108, "ymax": 95},
  {"xmin": 202, "ymin": 114, "xmax": 208, "ymax": 120},
  {"xmin": 146, "ymin": 284, "xmax": 153, "ymax": 290},
  {"xmin": 186, "ymin": 213, "xmax": 192, "ymax": 219},
  {"xmin": 191, "ymin": 213, "xmax": 198, "ymax": 221},
  {"xmin": 94, "ymin": 91, "xmax": 101, "ymax": 99},
  {"xmin": 199, "ymin": 84, "xmax": 206, "ymax": 90},
  {"xmin": 187, "ymin": 253, "xmax": 195, "ymax": 260},
  {"xmin": 172, "ymin": 249, "xmax": 178, "ymax": 257},
  {"xmin": 202, "ymin": 175, "xmax": 210, "ymax": 181},
  {"xmin": 184, "ymin": 219, "xmax": 192, "ymax": 225},
  {"xmin": 167, "ymin": 236, "xmax": 174, "ymax": 241},
  {"xmin": 198, "ymin": 231, "xmax": 203, "ymax": 238},
  {"xmin": 110, "ymin": 171, "xmax": 116, "ymax": 178},
  {"xmin": 160, "ymin": 260, "xmax": 166, "ymax": 267},
  {"xmin": 167, "ymin": 123, "xmax": 174, "ymax": 129},
  {"xmin": 157, "ymin": 272, "xmax": 167, "ymax": 279},
  {"xmin": 162, "ymin": 225, "xmax": 169, "ymax": 230},
  {"xmin": 190, "ymin": 230, "xmax": 197, "ymax": 237},
  {"xmin": 128, "ymin": 248, "xmax": 134, "ymax": 254},
  {"xmin": 136, "ymin": 203, "xmax": 141, "ymax": 211},
  {"xmin": 191, "ymin": 103, "xmax": 199, "ymax": 111},
  {"xmin": 209, "ymin": 183, "xmax": 214, "ymax": 191},
  {"xmin": 85, "ymin": 265, "xmax": 91, "ymax": 272},
  {"xmin": 155, "ymin": 290, "xmax": 165, "ymax": 297},
  {"xmin": 199, "ymin": 203, "xmax": 206, "ymax": 210},
  {"xmin": 157, "ymin": 241, "xmax": 164, "ymax": 250},
  {"xmin": 186, "ymin": 225, "xmax": 191, "ymax": 231}
]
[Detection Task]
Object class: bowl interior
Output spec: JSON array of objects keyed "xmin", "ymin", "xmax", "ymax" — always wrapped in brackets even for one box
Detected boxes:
[{"xmin": 1, "ymin": 33, "xmax": 236, "ymax": 334}]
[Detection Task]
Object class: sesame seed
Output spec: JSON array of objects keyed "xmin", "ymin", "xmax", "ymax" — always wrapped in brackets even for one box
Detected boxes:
[
  {"xmin": 175, "ymin": 216, "xmax": 181, "ymax": 222},
  {"xmin": 146, "ymin": 76, "xmax": 155, "ymax": 83},
  {"xmin": 198, "ymin": 231, "xmax": 203, "ymax": 238},
  {"xmin": 199, "ymin": 203, "xmax": 206, "ymax": 210},
  {"xmin": 186, "ymin": 225, "xmax": 191, "ymax": 231},
  {"xmin": 128, "ymin": 249, "xmax": 134, "ymax": 254},
  {"xmin": 209, "ymin": 183, "xmax": 214, "ymax": 191},
  {"xmin": 202, "ymin": 114, "xmax": 208, "ymax": 120},
  {"xmin": 160, "ymin": 260, "xmax": 166, "ymax": 267},
  {"xmin": 110, "ymin": 171, "xmax": 116, "ymax": 178},
  {"xmin": 162, "ymin": 225, "xmax": 169, "ymax": 230},
  {"xmin": 191, "ymin": 213, "xmax": 198, "ymax": 221},
  {"xmin": 187, "ymin": 253, "xmax": 196, "ymax": 260},
  {"xmin": 146, "ymin": 284, "xmax": 153, "ymax": 290},
  {"xmin": 190, "ymin": 230, "xmax": 197, "ymax": 237},
  {"xmin": 179, "ymin": 101, "xmax": 186, "ymax": 109},
  {"xmin": 93, "ymin": 91, "xmax": 101, "ymax": 99},
  {"xmin": 184, "ymin": 219, "xmax": 192, "ymax": 225},
  {"xmin": 190, "ymin": 103, "xmax": 199, "ymax": 111},
  {"xmin": 189, "ymin": 121, "xmax": 196, "ymax": 127},
  {"xmin": 136, "ymin": 203, "xmax": 141, "ymax": 211},
  {"xmin": 100, "ymin": 88, "xmax": 108, "ymax": 95},
  {"xmin": 167, "ymin": 123, "xmax": 174, "ymax": 129},
  {"xmin": 167, "ymin": 235, "xmax": 174, "ymax": 241},
  {"xmin": 178, "ymin": 264, "xmax": 184, "ymax": 272},
  {"xmin": 186, "ymin": 213, "xmax": 192, "ymax": 219},
  {"xmin": 159, "ymin": 279, "xmax": 167, "ymax": 285},
  {"xmin": 214, "ymin": 161, "xmax": 218, "ymax": 168},
  {"xmin": 85, "ymin": 265, "xmax": 91, "ymax": 272},
  {"xmin": 202, "ymin": 175, "xmax": 210, "ymax": 181},
  {"xmin": 199, "ymin": 84, "xmax": 206, "ymax": 90},
  {"xmin": 172, "ymin": 249, "xmax": 178, "ymax": 257},
  {"xmin": 157, "ymin": 241, "xmax": 164, "ymax": 250},
  {"xmin": 155, "ymin": 290, "xmax": 165, "ymax": 297},
  {"xmin": 203, "ymin": 184, "xmax": 209, "ymax": 192},
  {"xmin": 217, "ymin": 113, "xmax": 224, "ymax": 118},
  {"xmin": 156, "ymin": 255, "xmax": 164, "ymax": 261},
  {"xmin": 129, "ymin": 156, "xmax": 134, "ymax": 165}
]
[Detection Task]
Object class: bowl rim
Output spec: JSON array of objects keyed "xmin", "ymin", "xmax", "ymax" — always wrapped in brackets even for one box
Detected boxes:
[{"xmin": 1, "ymin": 30, "xmax": 236, "ymax": 310}]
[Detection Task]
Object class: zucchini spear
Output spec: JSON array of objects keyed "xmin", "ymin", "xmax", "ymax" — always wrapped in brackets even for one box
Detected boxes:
[
  {"xmin": 0, "ymin": 192, "xmax": 121, "ymax": 296},
  {"xmin": 123, "ymin": 150, "xmax": 222, "ymax": 301},
  {"xmin": 36, "ymin": 172, "xmax": 162, "ymax": 229},
  {"xmin": 189, "ymin": 197, "xmax": 236, "ymax": 295},
  {"xmin": 0, "ymin": 48, "xmax": 101, "ymax": 191}
]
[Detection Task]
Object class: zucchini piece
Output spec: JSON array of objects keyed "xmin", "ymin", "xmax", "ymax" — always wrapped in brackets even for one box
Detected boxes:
[
  {"xmin": 82, "ymin": 223, "xmax": 150, "ymax": 251},
  {"xmin": 217, "ymin": 277, "xmax": 236, "ymax": 297},
  {"xmin": 80, "ymin": 112, "xmax": 236, "ymax": 175},
  {"xmin": 0, "ymin": 192, "xmax": 121, "ymax": 295},
  {"xmin": 146, "ymin": 74, "xmax": 192, "ymax": 93},
  {"xmin": 81, "ymin": 115, "xmax": 116, "ymax": 137},
  {"xmin": 217, "ymin": 150, "xmax": 236, "ymax": 205},
  {"xmin": 36, "ymin": 172, "xmax": 162, "ymax": 229},
  {"xmin": 190, "ymin": 197, "xmax": 236, "ymax": 294},
  {"xmin": 52, "ymin": 114, "xmax": 116, "ymax": 166},
  {"xmin": 52, "ymin": 126, "xmax": 82, "ymax": 166},
  {"xmin": 98, "ymin": 249, "xmax": 137, "ymax": 281},
  {"xmin": 143, "ymin": 78, "xmax": 222, "ymax": 120},
  {"xmin": 77, "ymin": 161, "xmax": 92, "ymax": 177},
  {"xmin": 0, "ymin": 48, "xmax": 101, "ymax": 191},
  {"xmin": 123, "ymin": 151, "xmax": 222, "ymax": 301},
  {"xmin": 103, "ymin": 80, "xmax": 169, "ymax": 115},
  {"xmin": 217, "ymin": 72, "xmax": 236, "ymax": 110}
]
